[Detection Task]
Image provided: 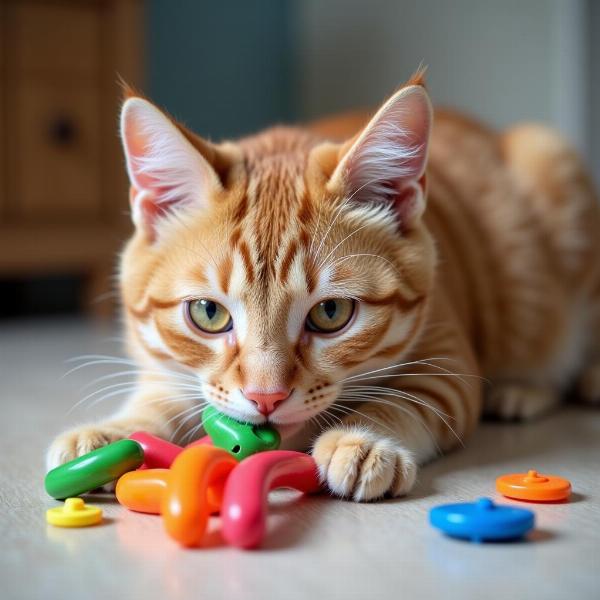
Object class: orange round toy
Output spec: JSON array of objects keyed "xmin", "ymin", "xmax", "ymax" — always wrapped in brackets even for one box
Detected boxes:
[
  {"xmin": 496, "ymin": 469, "xmax": 571, "ymax": 502},
  {"xmin": 162, "ymin": 445, "xmax": 237, "ymax": 547}
]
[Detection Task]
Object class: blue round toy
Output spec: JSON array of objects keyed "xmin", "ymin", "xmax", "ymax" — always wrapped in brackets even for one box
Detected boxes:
[{"xmin": 429, "ymin": 497, "xmax": 535, "ymax": 542}]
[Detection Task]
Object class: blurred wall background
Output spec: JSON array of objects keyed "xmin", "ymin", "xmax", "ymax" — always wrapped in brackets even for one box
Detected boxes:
[
  {"xmin": 147, "ymin": 0, "xmax": 293, "ymax": 139},
  {"xmin": 151, "ymin": 0, "xmax": 597, "ymax": 177},
  {"xmin": 294, "ymin": 0, "xmax": 590, "ymax": 155},
  {"xmin": 1, "ymin": 0, "xmax": 598, "ymax": 318}
]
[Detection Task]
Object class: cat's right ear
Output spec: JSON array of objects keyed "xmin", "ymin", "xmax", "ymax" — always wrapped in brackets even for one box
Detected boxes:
[
  {"xmin": 120, "ymin": 97, "xmax": 223, "ymax": 241},
  {"xmin": 326, "ymin": 83, "xmax": 432, "ymax": 232}
]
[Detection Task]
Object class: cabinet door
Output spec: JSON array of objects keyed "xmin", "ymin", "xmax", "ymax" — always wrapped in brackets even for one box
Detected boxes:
[
  {"xmin": 11, "ymin": 1, "xmax": 100, "ymax": 76},
  {"xmin": 10, "ymin": 81, "xmax": 102, "ymax": 223},
  {"xmin": 4, "ymin": 0, "xmax": 103, "ymax": 224},
  {"xmin": 0, "ymin": 74, "xmax": 4, "ymax": 224}
]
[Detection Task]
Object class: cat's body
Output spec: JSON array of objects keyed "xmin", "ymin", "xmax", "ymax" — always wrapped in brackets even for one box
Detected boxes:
[{"xmin": 47, "ymin": 76, "xmax": 600, "ymax": 500}]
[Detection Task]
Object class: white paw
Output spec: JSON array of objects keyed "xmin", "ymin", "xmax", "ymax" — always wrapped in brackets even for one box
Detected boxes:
[
  {"xmin": 312, "ymin": 427, "xmax": 417, "ymax": 501},
  {"xmin": 46, "ymin": 422, "xmax": 136, "ymax": 472},
  {"xmin": 484, "ymin": 383, "xmax": 558, "ymax": 421}
]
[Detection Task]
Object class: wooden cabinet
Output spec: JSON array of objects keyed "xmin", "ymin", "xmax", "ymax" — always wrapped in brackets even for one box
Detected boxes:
[
  {"xmin": 12, "ymin": 81, "xmax": 103, "ymax": 222},
  {"xmin": 0, "ymin": 0, "xmax": 142, "ymax": 315}
]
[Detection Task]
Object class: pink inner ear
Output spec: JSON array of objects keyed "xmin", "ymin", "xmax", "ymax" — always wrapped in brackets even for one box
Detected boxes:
[
  {"xmin": 392, "ymin": 184, "xmax": 418, "ymax": 231},
  {"xmin": 137, "ymin": 194, "xmax": 179, "ymax": 243},
  {"xmin": 392, "ymin": 173, "xmax": 427, "ymax": 232},
  {"xmin": 123, "ymin": 116, "xmax": 160, "ymax": 193},
  {"xmin": 129, "ymin": 182, "xmax": 183, "ymax": 242}
]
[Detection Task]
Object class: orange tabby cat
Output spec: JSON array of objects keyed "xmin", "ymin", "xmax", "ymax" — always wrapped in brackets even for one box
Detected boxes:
[{"xmin": 47, "ymin": 73, "xmax": 600, "ymax": 500}]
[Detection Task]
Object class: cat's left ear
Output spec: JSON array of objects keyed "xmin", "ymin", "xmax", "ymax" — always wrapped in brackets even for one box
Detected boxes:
[
  {"xmin": 120, "ymin": 96, "xmax": 225, "ymax": 241},
  {"xmin": 328, "ymin": 84, "xmax": 433, "ymax": 231}
]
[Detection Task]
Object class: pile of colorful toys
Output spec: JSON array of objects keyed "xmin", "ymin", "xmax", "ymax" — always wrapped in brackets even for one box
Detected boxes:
[
  {"xmin": 45, "ymin": 406, "xmax": 320, "ymax": 548},
  {"xmin": 45, "ymin": 404, "xmax": 573, "ymax": 548}
]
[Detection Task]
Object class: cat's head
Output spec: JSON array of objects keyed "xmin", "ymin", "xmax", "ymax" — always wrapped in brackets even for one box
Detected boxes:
[{"xmin": 119, "ymin": 78, "xmax": 435, "ymax": 436}]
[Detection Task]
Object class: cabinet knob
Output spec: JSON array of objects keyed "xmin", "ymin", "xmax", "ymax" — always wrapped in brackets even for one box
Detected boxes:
[{"xmin": 49, "ymin": 115, "xmax": 77, "ymax": 146}]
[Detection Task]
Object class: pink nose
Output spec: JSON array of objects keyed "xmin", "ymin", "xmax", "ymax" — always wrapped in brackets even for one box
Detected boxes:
[{"xmin": 243, "ymin": 390, "xmax": 290, "ymax": 416}]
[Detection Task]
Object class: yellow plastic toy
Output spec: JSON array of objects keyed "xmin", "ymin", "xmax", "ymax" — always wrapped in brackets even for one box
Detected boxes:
[{"xmin": 46, "ymin": 498, "xmax": 103, "ymax": 527}]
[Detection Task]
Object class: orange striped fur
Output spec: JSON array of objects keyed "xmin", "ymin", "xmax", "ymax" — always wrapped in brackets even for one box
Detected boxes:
[{"xmin": 47, "ymin": 76, "xmax": 600, "ymax": 501}]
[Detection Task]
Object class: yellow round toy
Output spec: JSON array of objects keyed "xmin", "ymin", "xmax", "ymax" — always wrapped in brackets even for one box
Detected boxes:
[{"xmin": 46, "ymin": 498, "xmax": 103, "ymax": 527}]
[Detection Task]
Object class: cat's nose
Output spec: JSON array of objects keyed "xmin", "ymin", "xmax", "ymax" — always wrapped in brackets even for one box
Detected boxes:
[{"xmin": 243, "ymin": 389, "xmax": 291, "ymax": 416}]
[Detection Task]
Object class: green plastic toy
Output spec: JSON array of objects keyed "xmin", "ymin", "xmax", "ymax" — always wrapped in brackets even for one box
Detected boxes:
[
  {"xmin": 45, "ymin": 439, "xmax": 144, "ymax": 500},
  {"xmin": 201, "ymin": 406, "xmax": 280, "ymax": 460}
]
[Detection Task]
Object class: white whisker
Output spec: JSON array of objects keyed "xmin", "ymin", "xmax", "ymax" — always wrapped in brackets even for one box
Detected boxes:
[
  {"xmin": 338, "ymin": 357, "xmax": 459, "ymax": 384},
  {"xmin": 312, "ymin": 176, "xmax": 382, "ymax": 264},
  {"xmin": 336, "ymin": 395, "xmax": 441, "ymax": 454},
  {"xmin": 317, "ymin": 223, "xmax": 371, "ymax": 270},
  {"xmin": 80, "ymin": 369, "xmax": 199, "ymax": 390},
  {"xmin": 326, "ymin": 253, "xmax": 401, "ymax": 277},
  {"xmin": 327, "ymin": 403, "xmax": 399, "ymax": 438}
]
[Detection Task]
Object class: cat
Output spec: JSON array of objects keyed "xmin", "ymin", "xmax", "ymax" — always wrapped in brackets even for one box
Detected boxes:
[{"xmin": 47, "ymin": 72, "xmax": 600, "ymax": 501}]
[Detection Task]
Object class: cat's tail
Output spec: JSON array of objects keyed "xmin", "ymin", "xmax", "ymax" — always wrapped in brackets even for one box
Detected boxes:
[{"xmin": 500, "ymin": 123, "xmax": 600, "ymax": 285}]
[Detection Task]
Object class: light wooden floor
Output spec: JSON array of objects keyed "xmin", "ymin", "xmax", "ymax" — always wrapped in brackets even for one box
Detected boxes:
[{"xmin": 1, "ymin": 318, "xmax": 599, "ymax": 600}]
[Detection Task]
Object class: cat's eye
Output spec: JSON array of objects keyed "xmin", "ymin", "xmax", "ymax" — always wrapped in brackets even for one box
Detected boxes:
[
  {"xmin": 187, "ymin": 299, "xmax": 232, "ymax": 334},
  {"xmin": 306, "ymin": 298, "xmax": 355, "ymax": 333}
]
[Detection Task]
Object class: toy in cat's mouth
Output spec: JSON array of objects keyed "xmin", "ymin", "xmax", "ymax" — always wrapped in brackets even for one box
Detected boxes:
[
  {"xmin": 203, "ymin": 403, "xmax": 305, "ymax": 443},
  {"xmin": 202, "ymin": 405, "xmax": 280, "ymax": 459}
]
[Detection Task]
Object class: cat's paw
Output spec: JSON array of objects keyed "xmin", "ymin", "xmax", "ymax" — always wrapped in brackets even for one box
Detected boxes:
[
  {"xmin": 312, "ymin": 427, "xmax": 417, "ymax": 502},
  {"xmin": 484, "ymin": 383, "xmax": 559, "ymax": 421},
  {"xmin": 46, "ymin": 421, "xmax": 141, "ymax": 472}
]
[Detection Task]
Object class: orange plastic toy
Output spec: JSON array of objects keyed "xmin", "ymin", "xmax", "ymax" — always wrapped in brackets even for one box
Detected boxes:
[
  {"xmin": 116, "ymin": 468, "xmax": 223, "ymax": 515},
  {"xmin": 496, "ymin": 469, "xmax": 571, "ymax": 502},
  {"xmin": 116, "ymin": 469, "xmax": 170, "ymax": 514},
  {"xmin": 161, "ymin": 445, "xmax": 237, "ymax": 547}
]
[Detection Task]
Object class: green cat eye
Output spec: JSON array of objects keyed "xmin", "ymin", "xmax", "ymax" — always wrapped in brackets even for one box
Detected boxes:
[
  {"xmin": 187, "ymin": 299, "xmax": 232, "ymax": 334},
  {"xmin": 306, "ymin": 298, "xmax": 355, "ymax": 333}
]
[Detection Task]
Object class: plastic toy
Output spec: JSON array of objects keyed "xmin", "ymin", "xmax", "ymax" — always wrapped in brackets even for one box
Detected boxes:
[
  {"xmin": 45, "ymin": 439, "xmax": 144, "ymax": 500},
  {"xmin": 115, "ymin": 448, "xmax": 320, "ymax": 547},
  {"xmin": 129, "ymin": 432, "xmax": 182, "ymax": 469},
  {"xmin": 46, "ymin": 497, "xmax": 102, "ymax": 527},
  {"xmin": 496, "ymin": 469, "xmax": 571, "ymax": 502},
  {"xmin": 429, "ymin": 497, "xmax": 535, "ymax": 542},
  {"xmin": 162, "ymin": 445, "xmax": 237, "ymax": 547},
  {"xmin": 129, "ymin": 431, "xmax": 214, "ymax": 469},
  {"xmin": 45, "ymin": 408, "xmax": 317, "ymax": 548},
  {"xmin": 222, "ymin": 450, "xmax": 321, "ymax": 548},
  {"xmin": 115, "ymin": 467, "xmax": 222, "ymax": 515},
  {"xmin": 130, "ymin": 409, "xmax": 279, "ymax": 469},
  {"xmin": 202, "ymin": 405, "xmax": 281, "ymax": 460},
  {"xmin": 115, "ymin": 468, "xmax": 170, "ymax": 514}
]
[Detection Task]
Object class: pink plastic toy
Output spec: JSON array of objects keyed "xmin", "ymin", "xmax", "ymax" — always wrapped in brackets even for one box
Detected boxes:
[
  {"xmin": 129, "ymin": 432, "xmax": 212, "ymax": 469},
  {"xmin": 221, "ymin": 450, "xmax": 321, "ymax": 548}
]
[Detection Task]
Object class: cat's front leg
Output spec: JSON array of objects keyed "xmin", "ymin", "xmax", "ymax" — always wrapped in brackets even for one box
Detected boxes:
[
  {"xmin": 46, "ymin": 386, "xmax": 198, "ymax": 471},
  {"xmin": 46, "ymin": 416, "xmax": 162, "ymax": 471},
  {"xmin": 312, "ymin": 425, "xmax": 418, "ymax": 501},
  {"xmin": 313, "ymin": 326, "xmax": 482, "ymax": 501}
]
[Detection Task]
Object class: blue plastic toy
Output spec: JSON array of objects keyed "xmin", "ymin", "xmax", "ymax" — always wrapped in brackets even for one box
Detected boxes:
[{"xmin": 429, "ymin": 497, "xmax": 535, "ymax": 542}]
